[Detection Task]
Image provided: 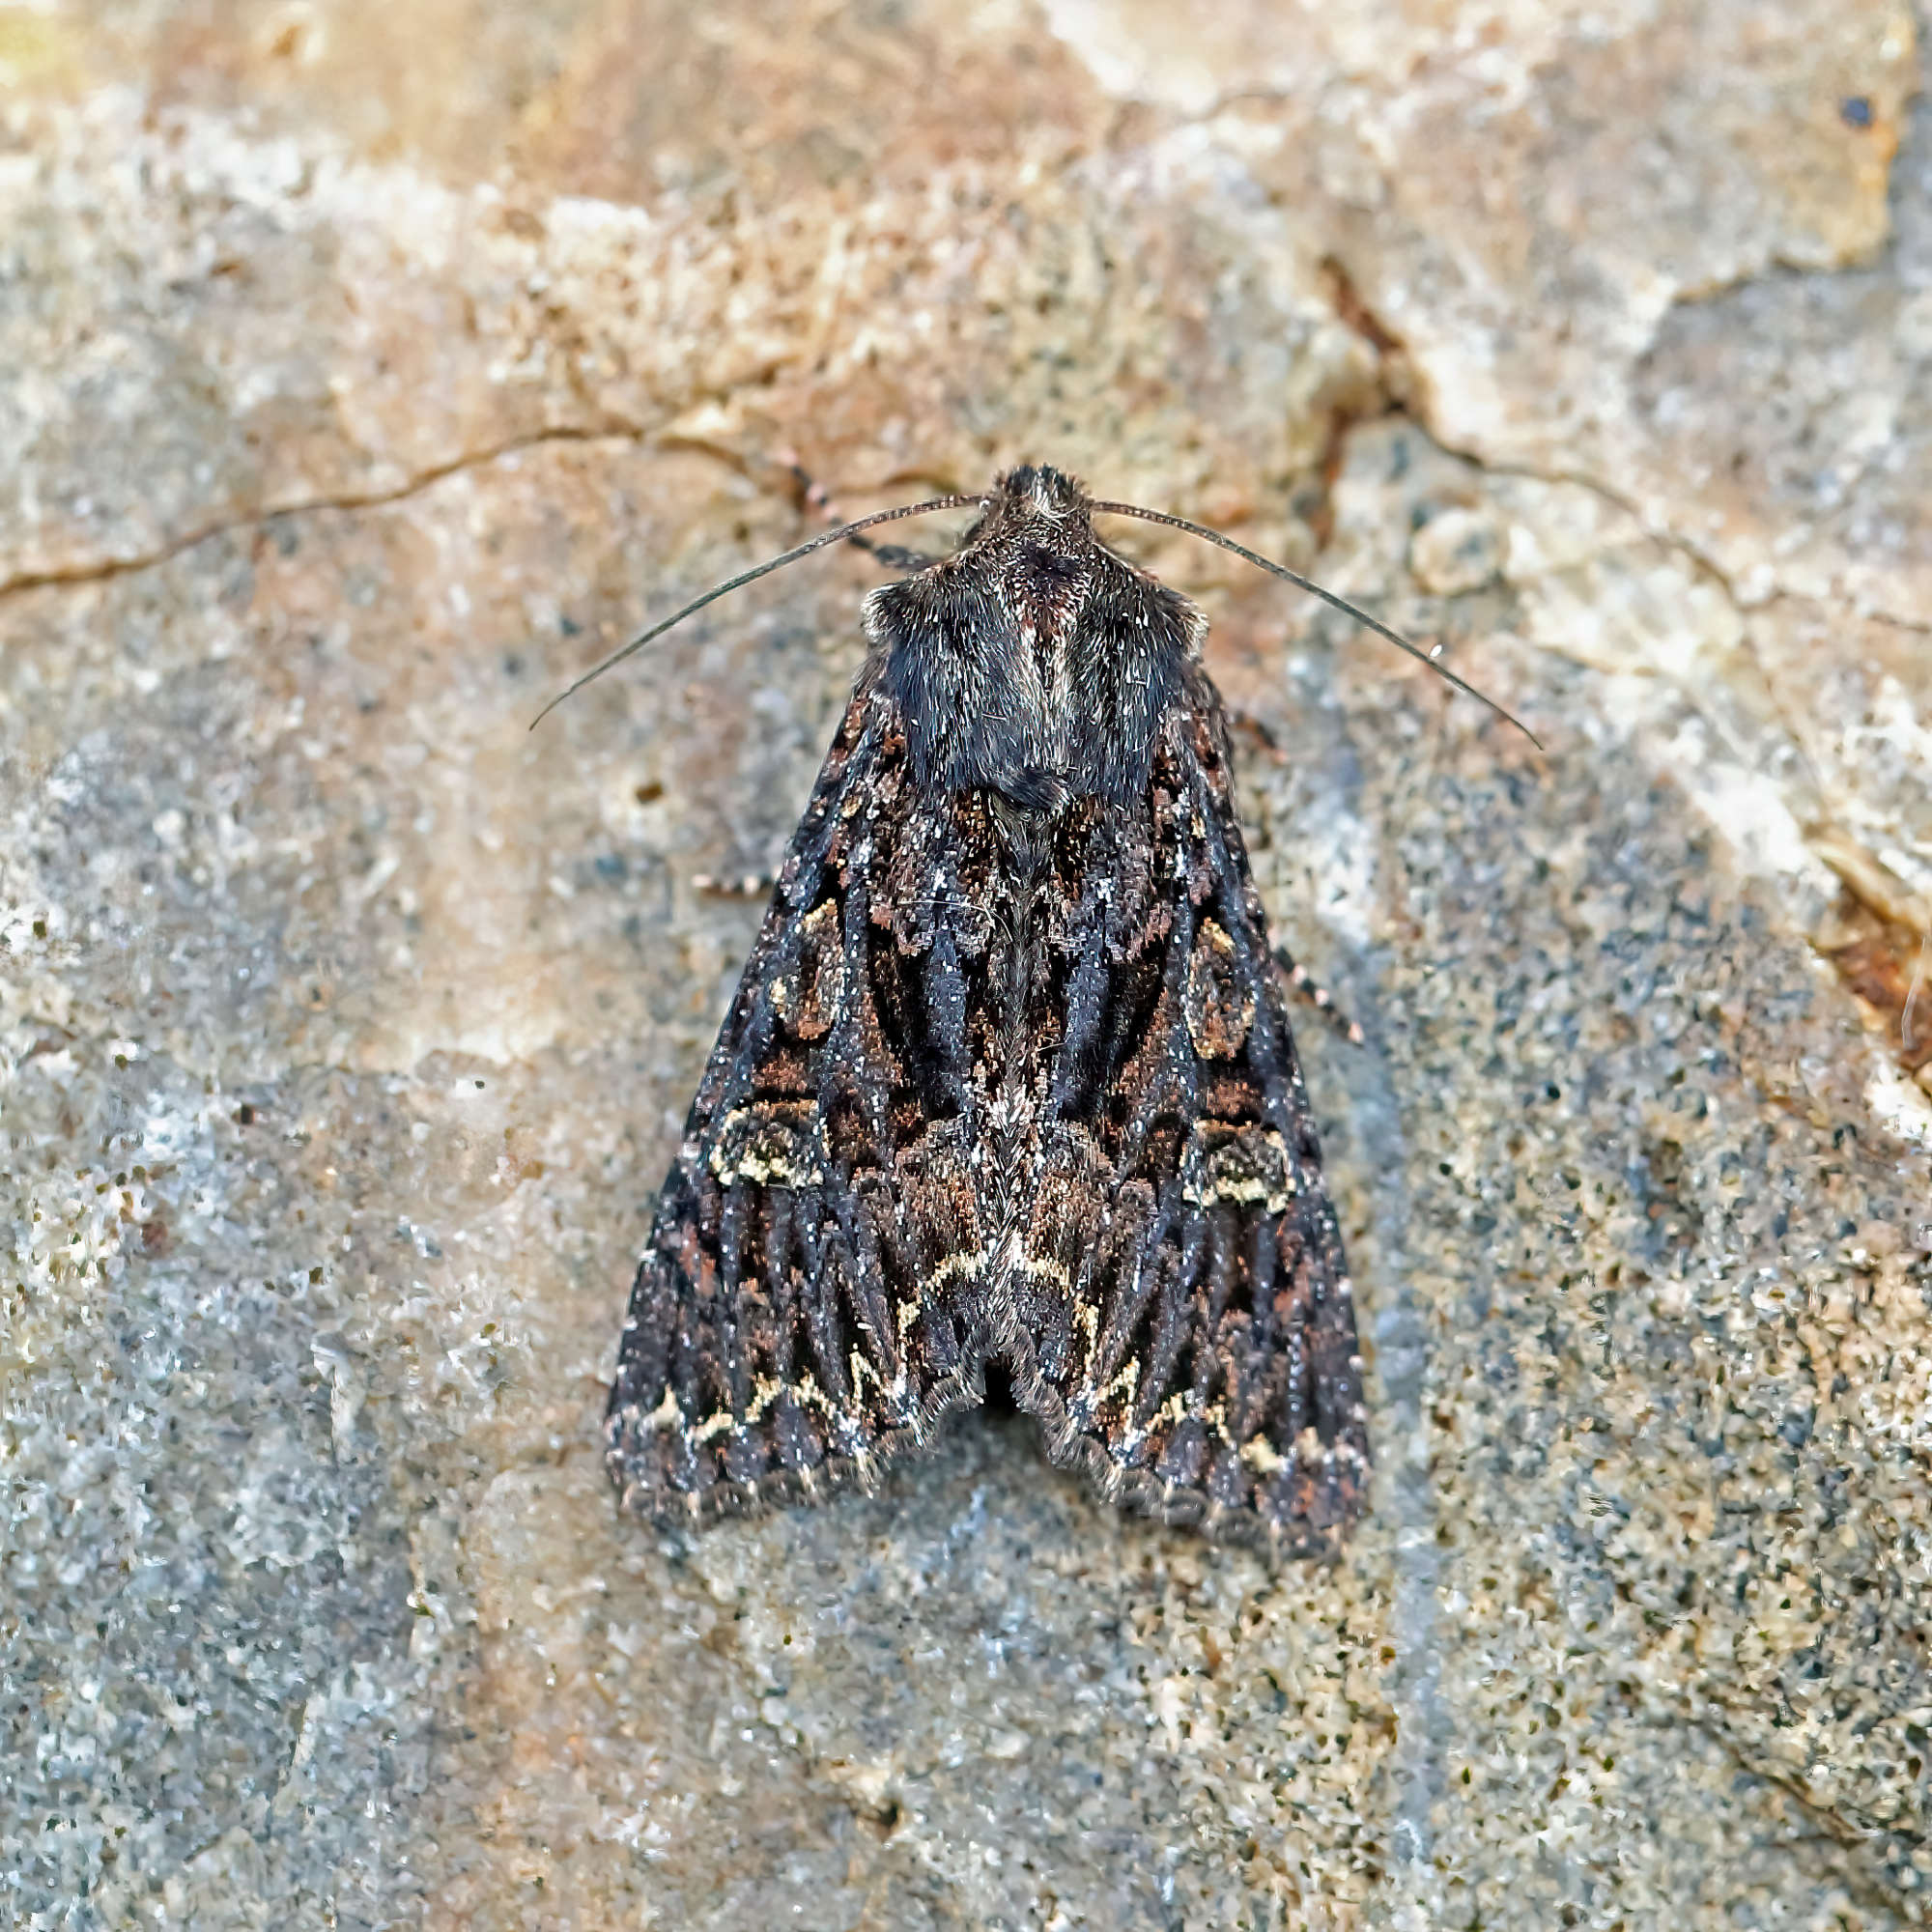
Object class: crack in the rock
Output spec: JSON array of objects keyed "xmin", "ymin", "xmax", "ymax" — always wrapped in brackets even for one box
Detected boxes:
[
  {"xmin": 1445, "ymin": 451, "xmax": 1751, "ymax": 610},
  {"xmin": 1310, "ymin": 252, "xmax": 1753, "ymax": 619},
  {"xmin": 1316, "ymin": 263, "xmax": 1932, "ymax": 1057},
  {"xmin": 1299, "ymin": 257, "xmax": 1412, "ymax": 554},
  {"xmin": 1861, "ymin": 604, "xmax": 1932, "ymax": 638},
  {"xmin": 1686, "ymin": 1710, "xmax": 1918, "ymax": 1917},
  {"xmin": 1470, "ymin": 451, "xmax": 1929, "ymax": 640},
  {"xmin": 0, "ymin": 419, "xmax": 655, "ymax": 605},
  {"xmin": 1450, "ymin": 446, "xmax": 1932, "ymax": 949}
]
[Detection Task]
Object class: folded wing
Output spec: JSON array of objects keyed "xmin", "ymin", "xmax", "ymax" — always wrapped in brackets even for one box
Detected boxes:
[
  {"xmin": 998, "ymin": 673, "xmax": 1370, "ymax": 1555},
  {"xmin": 605, "ymin": 678, "xmax": 995, "ymax": 1521}
]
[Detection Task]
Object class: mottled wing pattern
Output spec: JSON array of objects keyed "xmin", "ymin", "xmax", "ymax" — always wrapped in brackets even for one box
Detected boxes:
[
  {"xmin": 606, "ymin": 465, "xmax": 1370, "ymax": 1557},
  {"xmin": 605, "ymin": 673, "xmax": 999, "ymax": 1521},
  {"xmin": 1000, "ymin": 668, "xmax": 1369, "ymax": 1554}
]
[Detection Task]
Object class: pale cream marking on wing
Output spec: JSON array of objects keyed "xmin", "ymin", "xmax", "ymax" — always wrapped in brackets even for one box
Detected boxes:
[
  {"xmin": 926, "ymin": 1251, "xmax": 982, "ymax": 1290},
  {"xmin": 1016, "ymin": 1252, "xmax": 1073, "ymax": 1293},
  {"xmin": 882, "ymin": 1296, "xmax": 923, "ymax": 1405},
  {"xmin": 848, "ymin": 1340, "xmax": 916, "ymax": 1434},
  {"xmin": 1076, "ymin": 1354, "xmax": 1142, "ymax": 1436},
  {"xmin": 1181, "ymin": 1128, "xmax": 1294, "ymax": 1211},
  {"xmin": 707, "ymin": 1109, "xmax": 825, "ymax": 1187},
  {"xmin": 1181, "ymin": 1174, "xmax": 1289, "ymax": 1208},
  {"xmin": 1073, "ymin": 1296, "xmax": 1099, "ymax": 1352},
  {"xmin": 849, "ymin": 1345, "xmax": 886, "ymax": 1403},
  {"xmin": 686, "ymin": 1371, "xmax": 797, "ymax": 1444},
  {"xmin": 789, "ymin": 1370, "xmax": 835, "ymax": 1418}
]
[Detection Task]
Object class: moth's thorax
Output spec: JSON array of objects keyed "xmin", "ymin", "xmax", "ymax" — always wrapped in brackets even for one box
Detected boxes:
[
  {"xmin": 867, "ymin": 466, "xmax": 1203, "ymax": 812},
  {"xmin": 975, "ymin": 470, "xmax": 1099, "ymax": 697}
]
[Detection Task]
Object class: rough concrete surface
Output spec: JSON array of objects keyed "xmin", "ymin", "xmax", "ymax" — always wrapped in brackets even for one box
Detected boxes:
[{"xmin": 4, "ymin": 3, "xmax": 1930, "ymax": 1926}]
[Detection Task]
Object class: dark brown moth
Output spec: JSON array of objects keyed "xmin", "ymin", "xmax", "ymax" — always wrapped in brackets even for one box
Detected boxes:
[{"xmin": 550, "ymin": 465, "xmax": 1526, "ymax": 1558}]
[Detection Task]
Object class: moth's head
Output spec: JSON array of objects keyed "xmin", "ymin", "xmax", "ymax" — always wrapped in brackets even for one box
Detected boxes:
[
  {"xmin": 953, "ymin": 464, "xmax": 1097, "ymax": 577},
  {"xmin": 986, "ymin": 463, "xmax": 1088, "ymax": 522}
]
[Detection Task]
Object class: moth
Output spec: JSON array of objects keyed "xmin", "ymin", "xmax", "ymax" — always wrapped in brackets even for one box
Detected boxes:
[{"xmin": 542, "ymin": 464, "xmax": 1523, "ymax": 1557}]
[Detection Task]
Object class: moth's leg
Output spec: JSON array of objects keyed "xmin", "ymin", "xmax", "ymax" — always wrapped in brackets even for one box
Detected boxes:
[
  {"xmin": 851, "ymin": 538, "xmax": 947, "ymax": 572},
  {"xmin": 693, "ymin": 869, "xmax": 779, "ymax": 899},
  {"xmin": 777, "ymin": 448, "xmax": 948, "ymax": 573},
  {"xmin": 1226, "ymin": 706, "xmax": 1289, "ymax": 764},
  {"xmin": 1271, "ymin": 944, "xmax": 1364, "ymax": 1046}
]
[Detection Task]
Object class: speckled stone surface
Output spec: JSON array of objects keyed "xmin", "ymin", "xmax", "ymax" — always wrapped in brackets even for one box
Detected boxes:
[{"xmin": 4, "ymin": 4, "xmax": 1930, "ymax": 1927}]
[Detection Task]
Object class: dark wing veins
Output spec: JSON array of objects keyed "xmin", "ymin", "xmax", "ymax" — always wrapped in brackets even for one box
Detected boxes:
[
  {"xmin": 606, "ymin": 674, "xmax": 997, "ymax": 1520},
  {"xmin": 988, "ymin": 669, "xmax": 1369, "ymax": 1555}
]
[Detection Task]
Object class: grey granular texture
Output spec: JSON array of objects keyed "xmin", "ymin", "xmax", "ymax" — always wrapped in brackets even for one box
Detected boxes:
[{"xmin": 4, "ymin": 3, "xmax": 1930, "ymax": 1927}]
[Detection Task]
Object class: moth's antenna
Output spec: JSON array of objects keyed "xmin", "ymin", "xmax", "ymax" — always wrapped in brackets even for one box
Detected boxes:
[
  {"xmin": 529, "ymin": 494, "xmax": 980, "ymax": 728},
  {"xmin": 1091, "ymin": 500, "xmax": 1542, "ymax": 749}
]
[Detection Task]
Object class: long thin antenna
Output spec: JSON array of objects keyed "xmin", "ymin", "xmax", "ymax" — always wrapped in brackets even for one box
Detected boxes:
[
  {"xmin": 529, "ymin": 494, "xmax": 980, "ymax": 728},
  {"xmin": 1091, "ymin": 499, "xmax": 1542, "ymax": 749}
]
